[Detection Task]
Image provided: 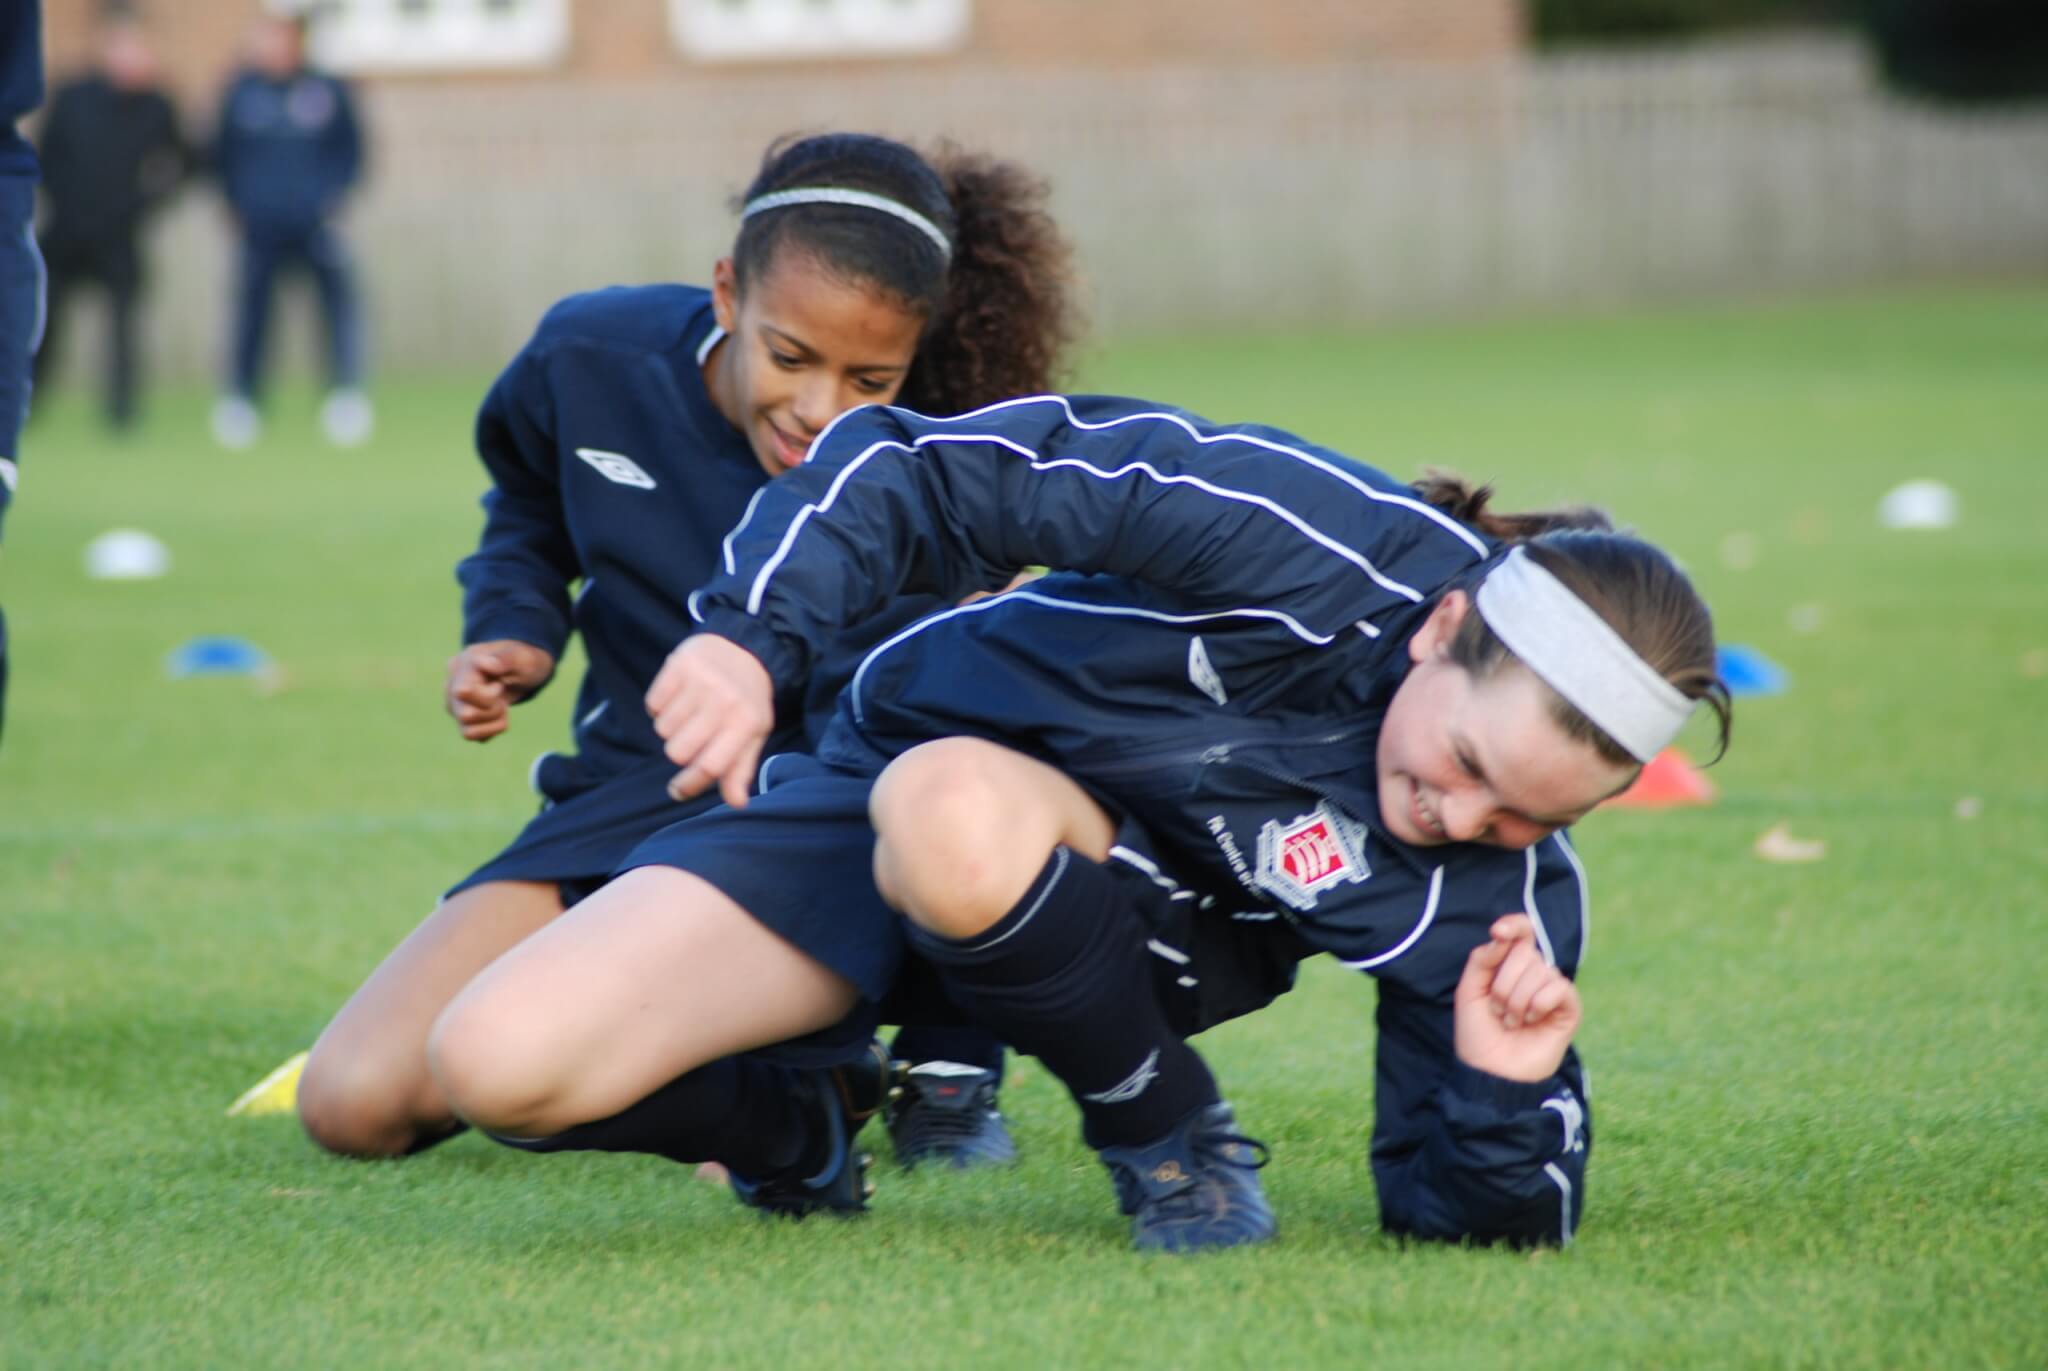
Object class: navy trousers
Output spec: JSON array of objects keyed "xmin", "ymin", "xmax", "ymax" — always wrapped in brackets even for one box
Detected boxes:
[
  {"xmin": 229, "ymin": 217, "xmax": 363, "ymax": 400},
  {"xmin": 0, "ymin": 172, "xmax": 47, "ymax": 746}
]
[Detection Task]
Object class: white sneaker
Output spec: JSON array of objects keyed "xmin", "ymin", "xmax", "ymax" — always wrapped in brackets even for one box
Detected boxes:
[
  {"xmin": 211, "ymin": 395, "xmax": 261, "ymax": 450},
  {"xmin": 320, "ymin": 388, "xmax": 375, "ymax": 448}
]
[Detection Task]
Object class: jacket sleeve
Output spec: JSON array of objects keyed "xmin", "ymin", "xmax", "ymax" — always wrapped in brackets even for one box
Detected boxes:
[
  {"xmin": 143, "ymin": 94, "xmax": 194, "ymax": 207},
  {"xmin": 1368, "ymin": 839, "xmax": 1593, "ymax": 1246},
  {"xmin": 32, "ymin": 83, "xmax": 73, "ymax": 180},
  {"xmin": 208, "ymin": 84, "xmax": 239, "ymax": 200},
  {"xmin": 328, "ymin": 78, "xmax": 363, "ymax": 197},
  {"xmin": 455, "ymin": 342, "xmax": 579, "ymax": 667},
  {"xmin": 688, "ymin": 394, "xmax": 1493, "ymax": 690}
]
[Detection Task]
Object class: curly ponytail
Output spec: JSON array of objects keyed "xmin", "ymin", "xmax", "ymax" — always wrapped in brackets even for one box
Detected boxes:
[
  {"xmin": 896, "ymin": 145, "xmax": 1078, "ymax": 416},
  {"xmin": 730, "ymin": 132, "xmax": 1077, "ymax": 419}
]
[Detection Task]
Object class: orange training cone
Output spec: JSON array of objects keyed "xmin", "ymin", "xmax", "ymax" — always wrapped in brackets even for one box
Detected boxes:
[{"xmin": 1604, "ymin": 748, "xmax": 1715, "ymax": 810}]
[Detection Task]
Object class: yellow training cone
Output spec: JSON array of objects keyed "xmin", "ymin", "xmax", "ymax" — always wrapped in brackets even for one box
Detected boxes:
[{"xmin": 227, "ymin": 1050, "xmax": 309, "ymax": 1117}]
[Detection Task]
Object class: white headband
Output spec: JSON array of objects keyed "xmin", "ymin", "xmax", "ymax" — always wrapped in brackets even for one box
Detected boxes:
[
  {"xmin": 740, "ymin": 187, "xmax": 952, "ymax": 261},
  {"xmin": 1473, "ymin": 547, "xmax": 1696, "ymax": 763}
]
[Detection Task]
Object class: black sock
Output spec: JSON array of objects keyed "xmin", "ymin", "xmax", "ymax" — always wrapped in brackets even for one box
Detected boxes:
[
  {"xmin": 488, "ymin": 1056, "xmax": 810, "ymax": 1175},
  {"xmin": 904, "ymin": 845, "xmax": 1218, "ymax": 1150},
  {"xmin": 889, "ymin": 1024, "xmax": 1007, "ymax": 1084}
]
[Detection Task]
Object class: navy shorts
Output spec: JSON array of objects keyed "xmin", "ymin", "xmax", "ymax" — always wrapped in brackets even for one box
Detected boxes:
[
  {"xmin": 618, "ymin": 752, "xmax": 938, "ymax": 1063},
  {"xmin": 449, "ymin": 749, "xmax": 710, "ymax": 907},
  {"xmin": 619, "ymin": 749, "xmax": 1316, "ymax": 1061},
  {"xmin": 620, "ymin": 754, "xmax": 899, "ymax": 1000}
]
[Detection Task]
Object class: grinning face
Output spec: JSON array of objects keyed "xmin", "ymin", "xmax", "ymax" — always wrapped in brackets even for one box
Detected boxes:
[
  {"xmin": 1375, "ymin": 591, "xmax": 1640, "ymax": 850},
  {"xmin": 705, "ymin": 250, "xmax": 927, "ymax": 480}
]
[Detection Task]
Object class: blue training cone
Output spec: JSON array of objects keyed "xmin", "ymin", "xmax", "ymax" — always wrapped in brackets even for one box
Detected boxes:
[
  {"xmin": 166, "ymin": 636, "xmax": 274, "ymax": 680},
  {"xmin": 1715, "ymin": 644, "xmax": 1788, "ymax": 697}
]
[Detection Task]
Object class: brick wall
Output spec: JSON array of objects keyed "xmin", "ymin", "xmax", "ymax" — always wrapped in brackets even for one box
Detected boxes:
[
  {"xmin": 966, "ymin": 0, "xmax": 1521, "ymax": 65},
  {"xmin": 30, "ymin": 27, "xmax": 2048, "ymax": 388},
  {"xmin": 44, "ymin": 0, "xmax": 263, "ymax": 108},
  {"xmin": 43, "ymin": 0, "xmax": 1523, "ymax": 105}
]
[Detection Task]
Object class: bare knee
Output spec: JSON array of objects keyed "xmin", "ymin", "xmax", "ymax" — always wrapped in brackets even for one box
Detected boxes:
[
  {"xmin": 297, "ymin": 1042, "xmax": 432, "ymax": 1160},
  {"xmin": 871, "ymin": 739, "xmax": 1069, "ymax": 940},
  {"xmin": 425, "ymin": 994, "xmax": 574, "ymax": 1139}
]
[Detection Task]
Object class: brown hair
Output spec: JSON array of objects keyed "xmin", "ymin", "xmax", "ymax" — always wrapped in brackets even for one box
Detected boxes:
[
  {"xmin": 1413, "ymin": 473, "xmax": 1734, "ymax": 766},
  {"xmin": 731, "ymin": 133, "xmax": 1077, "ymax": 416}
]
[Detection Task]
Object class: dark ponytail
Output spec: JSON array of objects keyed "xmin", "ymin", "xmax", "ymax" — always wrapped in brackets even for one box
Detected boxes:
[
  {"xmin": 730, "ymin": 132, "xmax": 1076, "ymax": 417},
  {"xmin": 1409, "ymin": 470, "xmax": 1613, "ymax": 542}
]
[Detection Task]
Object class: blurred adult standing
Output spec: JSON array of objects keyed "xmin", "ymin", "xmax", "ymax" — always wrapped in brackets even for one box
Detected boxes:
[
  {"xmin": 210, "ymin": 8, "xmax": 368, "ymax": 451},
  {"xmin": 33, "ymin": 11, "xmax": 188, "ymax": 431},
  {"xmin": 0, "ymin": 0, "xmax": 45, "ymax": 748}
]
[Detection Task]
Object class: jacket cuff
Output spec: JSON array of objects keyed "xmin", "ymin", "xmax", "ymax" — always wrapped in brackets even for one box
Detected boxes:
[
  {"xmin": 1445, "ymin": 1059, "xmax": 1563, "ymax": 1113},
  {"xmin": 696, "ymin": 610, "xmax": 802, "ymax": 694},
  {"xmin": 464, "ymin": 607, "xmax": 568, "ymax": 657}
]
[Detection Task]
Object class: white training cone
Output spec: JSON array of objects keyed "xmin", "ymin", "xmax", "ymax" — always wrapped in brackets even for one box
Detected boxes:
[
  {"xmin": 1877, "ymin": 480, "xmax": 1958, "ymax": 531},
  {"xmin": 84, "ymin": 528, "xmax": 171, "ymax": 580}
]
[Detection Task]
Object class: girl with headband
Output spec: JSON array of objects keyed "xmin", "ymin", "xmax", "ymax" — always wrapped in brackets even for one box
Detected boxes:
[
  {"xmin": 296, "ymin": 133, "xmax": 1076, "ymax": 1173},
  {"xmin": 421, "ymin": 394, "xmax": 1731, "ymax": 1249}
]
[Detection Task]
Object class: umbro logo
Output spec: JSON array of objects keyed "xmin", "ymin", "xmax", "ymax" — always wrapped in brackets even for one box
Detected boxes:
[
  {"xmin": 1081, "ymin": 1048, "xmax": 1161, "ymax": 1105},
  {"xmin": 575, "ymin": 447, "xmax": 656, "ymax": 489}
]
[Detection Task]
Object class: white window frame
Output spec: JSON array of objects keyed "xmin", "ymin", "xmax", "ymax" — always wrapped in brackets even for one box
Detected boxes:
[
  {"xmin": 668, "ymin": 0, "xmax": 971, "ymax": 63},
  {"xmin": 308, "ymin": 0, "xmax": 570, "ymax": 74}
]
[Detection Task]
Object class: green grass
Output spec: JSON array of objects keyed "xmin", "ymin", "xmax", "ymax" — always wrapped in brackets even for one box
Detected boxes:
[{"xmin": 4, "ymin": 285, "xmax": 2047, "ymax": 1368}]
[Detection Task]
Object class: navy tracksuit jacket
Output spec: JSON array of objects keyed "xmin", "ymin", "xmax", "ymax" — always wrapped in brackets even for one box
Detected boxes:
[
  {"xmin": 0, "ymin": 0, "xmax": 43, "ymax": 742},
  {"xmin": 1, "ymin": 0, "xmax": 41, "ymax": 500},
  {"xmin": 686, "ymin": 394, "xmax": 1595, "ymax": 1246},
  {"xmin": 213, "ymin": 68, "xmax": 360, "ymax": 231},
  {"xmin": 458, "ymin": 284, "xmax": 940, "ymax": 794}
]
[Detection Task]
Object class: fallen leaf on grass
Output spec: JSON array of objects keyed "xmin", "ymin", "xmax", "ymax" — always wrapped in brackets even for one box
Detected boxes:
[{"xmin": 1754, "ymin": 823, "xmax": 1826, "ymax": 863}]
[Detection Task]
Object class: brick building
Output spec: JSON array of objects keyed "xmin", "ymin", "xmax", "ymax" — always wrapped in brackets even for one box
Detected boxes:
[
  {"xmin": 30, "ymin": 5, "xmax": 2048, "ymax": 379},
  {"xmin": 44, "ymin": 1, "xmax": 1523, "ymax": 101}
]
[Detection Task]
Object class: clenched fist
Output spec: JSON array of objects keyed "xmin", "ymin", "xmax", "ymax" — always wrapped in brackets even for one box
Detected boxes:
[{"xmin": 445, "ymin": 640, "xmax": 555, "ymax": 741}]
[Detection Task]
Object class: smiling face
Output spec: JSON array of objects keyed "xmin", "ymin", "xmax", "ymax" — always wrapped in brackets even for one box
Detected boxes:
[
  {"xmin": 1376, "ymin": 591, "xmax": 1640, "ymax": 850},
  {"xmin": 704, "ymin": 251, "xmax": 927, "ymax": 479}
]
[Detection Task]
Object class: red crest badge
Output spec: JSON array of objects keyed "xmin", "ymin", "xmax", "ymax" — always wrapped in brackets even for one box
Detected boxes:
[{"xmin": 1255, "ymin": 803, "xmax": 1371, "ymax": 911}]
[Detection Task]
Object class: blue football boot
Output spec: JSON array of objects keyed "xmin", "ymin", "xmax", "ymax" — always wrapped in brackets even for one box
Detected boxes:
[
  {"xmin": 731, "ymin": 1041, "xmax": 889, "ymax": 1218},
  {"xmin": 1096, "ymin": 1102, "xmax": 1275, "ymax": 1254},
  {"xmin": 885, "ymin": 1060, "xmax": 1019, "ymax": 1170}
]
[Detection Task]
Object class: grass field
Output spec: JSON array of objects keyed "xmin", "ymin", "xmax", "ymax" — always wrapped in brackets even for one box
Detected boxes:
[{"xmin": 3, "ymin": 284, "xmax": 2045, "ymax": 1369}]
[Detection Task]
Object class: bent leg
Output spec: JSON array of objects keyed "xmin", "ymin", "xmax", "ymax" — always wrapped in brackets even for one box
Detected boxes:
[
  {"xmin": 872, "ymin": 738, "xmax": 1218, "ymax": 1149},
  {"xmin": 298, "ymin": 879, "xmax": 566, "ymax": 1158},
  {"xmin": 427, "ymin": 865, "xmax": 858, "ymax": 1139},
  {"xmin": 870, "ymin": 736, "xmax": 1116, "ymax": 939}
]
